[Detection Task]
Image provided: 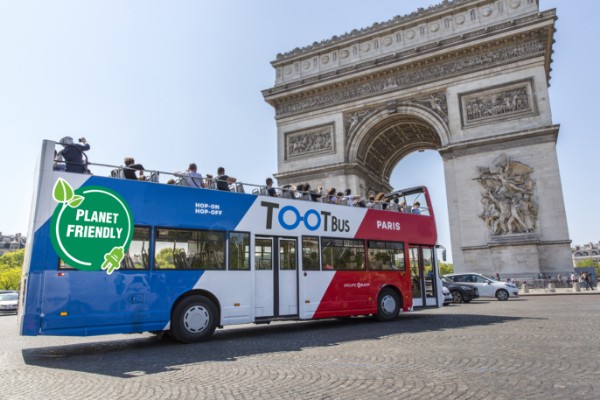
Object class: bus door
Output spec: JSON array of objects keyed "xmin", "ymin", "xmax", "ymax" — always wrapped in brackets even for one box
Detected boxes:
[
  {"xmin": 254, "ymin": 236, "xmax": 298, "ymax": 318},
  {"xmin": 409, "ymin": 245, "xmax": 438, "ymax": 307}
]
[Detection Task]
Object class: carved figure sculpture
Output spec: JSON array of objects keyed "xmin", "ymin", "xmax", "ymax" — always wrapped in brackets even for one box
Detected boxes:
[{"xmin": 476, "ymin": 153, "xmax": 537, "ymax": 235}]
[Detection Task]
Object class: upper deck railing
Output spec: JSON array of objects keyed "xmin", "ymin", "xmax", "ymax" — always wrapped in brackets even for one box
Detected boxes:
[{"xmin": 51, "ymin": 141, "xmax": 432, "ymax": 216}]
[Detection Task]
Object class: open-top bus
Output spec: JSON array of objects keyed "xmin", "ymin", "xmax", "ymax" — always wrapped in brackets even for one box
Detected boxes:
[{"xmin": 19, "ymin": 140, "xmax": 443, "ymax": 342}]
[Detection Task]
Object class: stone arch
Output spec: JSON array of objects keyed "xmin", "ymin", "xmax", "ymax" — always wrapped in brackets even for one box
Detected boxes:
[
  {"xmin": 347, "ymin": 104, "xmax": 449, "ymax": 184},
  {"xmin": 263, "ymin": 0, "xmax": 572, "ymax": 276}
]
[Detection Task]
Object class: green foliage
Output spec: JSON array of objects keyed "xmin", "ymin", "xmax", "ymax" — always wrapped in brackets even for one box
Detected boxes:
[
  {"xmin": 155, "ymin": 247, "xmax": 176, "ymax": 269},
  {"xmin": 575, "ymin": 259, "xmax": 600, "ymax": 276},
  {"xmin": 439, "ymin": 262, "xmax": 454, "ymax": 275},
  {"xmin": 0, "ymin": 249, "xmax": 24, "ymax": 270},
  {"xmin": 0, "ymin": 249, "xmax": 25, "ymax": 290}
]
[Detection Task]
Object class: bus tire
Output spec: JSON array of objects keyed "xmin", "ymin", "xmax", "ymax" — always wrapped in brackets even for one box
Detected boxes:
[
  {"xmin": 170, "ymin": 295, "xmax": 218, "ymax": 343},
  {"xmin": 376, "ymin": 288, "xmax": 400, "ymax": 322}
]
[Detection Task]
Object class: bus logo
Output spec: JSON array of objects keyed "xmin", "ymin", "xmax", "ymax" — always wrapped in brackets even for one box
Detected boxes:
[
  {"xmin": 261, "ymin": 201, "xmax": 350, "ymax": 232},
  {"xmin": 50, "ymin": 178, "xmax": 134, "ymax": 274}
]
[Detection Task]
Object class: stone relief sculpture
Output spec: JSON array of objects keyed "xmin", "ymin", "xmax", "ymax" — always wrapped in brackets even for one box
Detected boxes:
[
  {"xmin": 413, "ymin": 92, "xmax": 449, "ymax": 123},
  {"xmin": 287, "ymin": 128, "xmax": 333, "ymax": 159},
  {"xmin": 465, "ymin": 87, "xmax": 529, "ymax": 122},
  {"xmin": 476, "ymin": 153, "xmax": 537, "ymax": 235},
  {"xmin": 276, "ymin": 39, "xmax": 545, "ymax": 116}
]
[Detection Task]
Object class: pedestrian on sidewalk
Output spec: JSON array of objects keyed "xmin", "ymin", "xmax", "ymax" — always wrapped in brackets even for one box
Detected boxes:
[{"xmin": 585, "ymin": 272, "xmax": 595, "ymax": 290}]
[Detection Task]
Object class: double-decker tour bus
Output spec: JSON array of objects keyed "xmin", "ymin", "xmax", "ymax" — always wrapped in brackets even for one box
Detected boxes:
[{"xmin": 19, "ymin": 140, "xmax": 443, "ymax": 343}]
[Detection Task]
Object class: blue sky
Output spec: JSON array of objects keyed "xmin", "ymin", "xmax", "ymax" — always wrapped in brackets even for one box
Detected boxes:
[{"xmin": 0, "ymin": 0, "xmax": 596, "ymax": 263}]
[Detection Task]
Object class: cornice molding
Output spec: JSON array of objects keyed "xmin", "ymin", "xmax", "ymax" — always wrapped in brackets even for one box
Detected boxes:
[
  {"xmin": 265, "ymin": 5, "xmax": 555, "ymax": 91},
  {"xmin": 439, "ymin": 125, "xmax": 559, "ymax": 159}
]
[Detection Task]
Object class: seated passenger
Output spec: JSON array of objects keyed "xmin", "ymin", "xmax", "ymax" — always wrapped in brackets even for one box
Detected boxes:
[
  {"xmin": 412, "ymin": 201, "xmax": 422, "ymax": 215},
  {"xmin": 215, "ymin": 167, "xmax": 236, "ymax": 191},
  {"xmin": 123, "ymin": 157, "xmax": 145, "ymax": 180},
  {"xmin": 374, "ymin": 192, "xmax": 387, "ymax": 210},
  {"xmin": 343, "ymin": 188, "xmax": 358, "ymax": 206},
  {"xmin": 388, "ymin": 197, "xmax": 400, "ymax": 212},
  {"xmin": 281, "ymin": 184, "xmax": 296, "ymax": 199},
  {"xmin": 177, "ymin": 163, "xmax": 205, "ymax": 188},
  {"xmin": 266, "ymin": 177, "xmax": 278, "ymax": 197},
  {"xmin": 366, "ymin": 195, "xmax": 376, "ymax": 208},
  {"xmin": 305, "ymin": 183, "xmax": 321, "ymax": 202},
  {"xmin": 326, "ymin": 188, "xmax": 337, "ymax": 203},
  {"xmin": 296, "ymin": 183, "xmax": 306, "ymax": 199}
]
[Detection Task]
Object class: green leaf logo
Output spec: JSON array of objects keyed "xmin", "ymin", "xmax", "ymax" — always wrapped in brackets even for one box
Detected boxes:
[
  {"xmin": 67, "ymin": 195, "xmax": 84, "ymax": 208},
  {"xmin": 53, "ymin": 178, "xmax": 74, "ymax": 203}
]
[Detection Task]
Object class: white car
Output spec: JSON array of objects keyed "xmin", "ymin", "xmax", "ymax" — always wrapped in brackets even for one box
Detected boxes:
[
  {"xmin": 442, "ymin": 286, "xmax": 452, "ymax": 305},
  {"xmin": 443, "ymin": 273, "xmax": 519, "ymax": 301},
  {"xmin": 0, "ymin": 292, "xmax": 18, "ymax": 314}
]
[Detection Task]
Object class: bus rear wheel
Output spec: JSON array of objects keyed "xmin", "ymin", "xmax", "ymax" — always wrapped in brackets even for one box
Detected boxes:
[
  {"xmin": 376, "ymin": 288, "xmax": 400, "ymax": 322},
  {"xmin": 171, "ymin": 295, "xmax": 218, "ymax": 343}
]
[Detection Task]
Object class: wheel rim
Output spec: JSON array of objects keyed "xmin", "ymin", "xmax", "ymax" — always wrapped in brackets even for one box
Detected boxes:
[
  {"xmin": 183, "ymin": 305, "xmax": 210, "ymax": 333},
  {"xmin": 452, "ymin": 291, "xmax": 462, "ymax": 303},
  {"xmin": 381, "ymin": 294, "xmax": 397, "ymax": 315},
  {"xmin": 497, "ymin": 290, "xmax": 508, "ymax": 301}
]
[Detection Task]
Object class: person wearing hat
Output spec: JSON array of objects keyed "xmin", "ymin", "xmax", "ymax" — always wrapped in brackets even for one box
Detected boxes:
[{"xmin": 58, "ymin": 136, "xmax": 90, "ymax": 174}]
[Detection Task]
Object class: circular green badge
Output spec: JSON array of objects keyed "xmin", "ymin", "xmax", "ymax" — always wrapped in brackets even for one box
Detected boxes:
[{"xmin": 50, "ymin": 178, "xmax": 133, "ymax": 273}]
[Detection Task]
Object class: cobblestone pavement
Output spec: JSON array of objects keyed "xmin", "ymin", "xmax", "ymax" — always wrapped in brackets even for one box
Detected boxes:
[{"xmin": 1, "ymin": 295, "xmax": 599, "ymax": 400}]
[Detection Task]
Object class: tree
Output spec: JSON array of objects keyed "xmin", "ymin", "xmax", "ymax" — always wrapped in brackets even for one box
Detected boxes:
[
  {"xmin": 0, "ymin": 249, "xmax": 24, "ymax": 290},
  {"xmin": 0, "ymin": 249, "xmax": 24, "ymax": 269},
  {"xmin": 439, "ymin": 262, "xmax": 454, "ymax": 276}
]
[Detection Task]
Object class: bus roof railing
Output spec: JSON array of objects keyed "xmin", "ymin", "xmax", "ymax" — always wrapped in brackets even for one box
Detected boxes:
[{"xmin": 51, "ymin": 144, "xmax": 431, "ymax": 214}]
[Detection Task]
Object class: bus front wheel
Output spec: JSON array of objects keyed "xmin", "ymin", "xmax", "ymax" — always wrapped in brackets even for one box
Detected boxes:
[
  {"xmin": 376, "ymin": 288, "xmax": 400, "ymax": 322},
  {"xmin": 171, "ymin": 295, "xmax": 218, "ymax": 343}
]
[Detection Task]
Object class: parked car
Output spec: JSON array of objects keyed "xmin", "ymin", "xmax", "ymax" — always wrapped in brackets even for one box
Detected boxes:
[
  {"xmin": 442, "ymin": 286, "xmax": 452, "ymax": 306},
  {"xmin": 441, "ymin": 276, "xmax": 479, "ymax": 303},
  {"xmin": 444, "ymin": 273, "xmax": 519, "ymax": 301},
  {"xmin": 0, "ymin": 291, "xmax": 18, "ymax": 314}
]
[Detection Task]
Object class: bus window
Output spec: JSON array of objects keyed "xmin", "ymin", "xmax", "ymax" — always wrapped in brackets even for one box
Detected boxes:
[
  {"xmin": 255, "ymin": 238, "xmax": 272, "ymax": 270},
  {"xmin": 228, "ymin": 232, "xmax": 250, "ymax": 271},
  {"xmin": 121, "ymin": 226, "xmax": 151, "ymax": 270},
  {"xmin": 280, "ymin": 239, "xmax": 296, "ymax": 270},
  {"xmin": 154, "ymin": 228, "xmax": 225, "ymax": 270},
  {"xmin": 320, "ymin": 238, "xmax": 365, "ymax": 271},
  {"xmin": 367, "ymin": 241, "xmax": 405, "ymax": 271},
  {"xmin": 302, "ymin": 236, "xmax": 320, "ymax": 271}
]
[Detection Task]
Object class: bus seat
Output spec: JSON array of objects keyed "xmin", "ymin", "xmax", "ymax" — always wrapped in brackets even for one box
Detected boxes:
[
  {"xmin": 149, "ymin": 171, "xmax": 160, "ymax": 183},
  {"xmin": 235, "ymin": 183, "xmax": 245, "ymax": 193}
]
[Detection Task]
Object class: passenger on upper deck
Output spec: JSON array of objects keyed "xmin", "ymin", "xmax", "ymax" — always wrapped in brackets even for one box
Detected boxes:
[
  {"xmin": 366, "ymin": 195, "xmax": 375, "ymax": 208},
  {"xmin": 388, "ymin": 197, "xmax": 400, "ymax": 212},
  {"xmin": 58, "ymin": 136, "xmax": 90, "ymax": 174},
  {"xmin": 305, "ymin": 183, "xmax": 321, "ymax": 202},
  {"xmin": 343, "ymin": 189, "xmax": 358, "ymax": 206},
  {"xmin": 215, "ymin": 167, "xmax": 236, "ymax": 191},
  {"xmin": 178, "ymin": 163, "xmax": 204, "ymax": 188},
  {"xmin": 123, "ymin": 157, "xmax": 145, "ymax": 180},
  {"xmin": 374, "ymin": 192, "xmax": 387, "ymax": 210},
  {"xmin": 266, "ymin": 178, "xmax": 277, "ymax": 197},
  {"xmin": 412, "ymin": 201, "xmax": 422, "ymax": 215},
  {"xmin": 326, "ymin": 188, "xmax": 337, "ymax": 203}
]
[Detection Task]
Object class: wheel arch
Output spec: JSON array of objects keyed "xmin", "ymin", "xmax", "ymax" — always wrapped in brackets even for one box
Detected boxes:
[
  {"xmin": 172, "ymin": 289, "xmax": 222, "ymax": 326},
  {"xmin": 379, "ymin": 284, "xmax": 404, "ymax": 309}
]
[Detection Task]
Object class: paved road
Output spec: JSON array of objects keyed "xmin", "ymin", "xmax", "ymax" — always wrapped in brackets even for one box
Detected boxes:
[{"xmin": 1, "ymin": 295, "xmax": 599, "ymax": 400}]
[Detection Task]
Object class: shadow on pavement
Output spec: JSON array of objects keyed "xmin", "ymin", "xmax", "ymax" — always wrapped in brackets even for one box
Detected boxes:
[{"xmin": 22, "ymin": 311, "xmax": 531, "ymax": 378}]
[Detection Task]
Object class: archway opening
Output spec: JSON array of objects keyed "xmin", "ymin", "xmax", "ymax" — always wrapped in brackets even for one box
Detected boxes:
[
  {"xmin": 390, "ymin": 150, "xmax": 452, "ymax": 263},
  {"xmin": 354, "ymin": 115, "xmax": 451, "ymax": 263}
]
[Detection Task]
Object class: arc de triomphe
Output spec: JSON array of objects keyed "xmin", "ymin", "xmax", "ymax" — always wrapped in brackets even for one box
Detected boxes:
[{"xmin": 262, "ymin": 0, "xmax": 572, "ymax": 275}]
